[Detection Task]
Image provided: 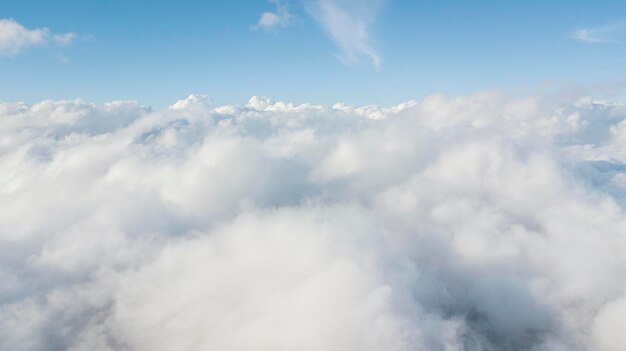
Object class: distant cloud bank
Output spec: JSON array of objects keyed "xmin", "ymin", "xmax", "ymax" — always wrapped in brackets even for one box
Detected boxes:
[{"xmin": 2, "ymin": 92, "xmax": 626, "ymax": 350}]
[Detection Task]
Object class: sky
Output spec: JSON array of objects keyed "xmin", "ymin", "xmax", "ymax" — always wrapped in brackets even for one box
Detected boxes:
[
  {"xmin": 2, "ymin": 0, "xmax": 626, "ymax": 107},
  {"xmin": 6, "ymin": 2, "xmax": 626, "ymax": 351}
]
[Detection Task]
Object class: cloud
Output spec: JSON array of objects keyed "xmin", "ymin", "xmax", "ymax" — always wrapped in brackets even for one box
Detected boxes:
[
  {"xmin": 254, "ymin": 0, "xmax": 383, "ymax": 68},
  {"xmin": 0, "ymin": 18, "xmax": 77, "ymax": 57},
  {"xmin": 254, "ymin": 0, "xmax": 293, "ymax": 30},
  {"xmin": 2, "ymin": 92, "xmax": 626, "ymax": 350},
  {"xmin": 306, "ymin": 0, "xmax": 383, "ymax": 68},
  {"xmin": 573, "ymin": 22, "xmax": 626, "ymax": 44}
]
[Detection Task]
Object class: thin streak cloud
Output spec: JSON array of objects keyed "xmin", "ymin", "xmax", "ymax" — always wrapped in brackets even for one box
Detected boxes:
[
  {"xmin": 573, "ymin": 22, "xmax": 626, "ymax": 44},
  {"xmin": 306, "ymin": 0, "xmax": 383, "ymax": 68}
]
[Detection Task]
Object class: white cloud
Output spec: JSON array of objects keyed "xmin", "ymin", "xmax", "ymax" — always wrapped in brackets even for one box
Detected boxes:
[
  {"xmin": 573, "ymin": 23, "xmax": 625, "ymax": 44},
  {"xmin": 0, "ymin": 18, "xmax": 77, "ymax": 57},
  {"xmin": 3, "ymin": 92, "xmax": 626, "ymax": 350},
  {"xmin": 254, "ymin": 0, "xmax": 293, "ymax": 30},
  {"xmin": 306, "ymin": 0, "xmax": 383, "ymax": 68},
  {"xmin": 254, "ymin": 0, "xmax": 383, "ymax": 68}
]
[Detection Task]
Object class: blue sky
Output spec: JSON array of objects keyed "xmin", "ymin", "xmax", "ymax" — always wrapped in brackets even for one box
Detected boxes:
[{"xmin": 2, "ymin": 0, "xmax": 626, "ymax": 107}]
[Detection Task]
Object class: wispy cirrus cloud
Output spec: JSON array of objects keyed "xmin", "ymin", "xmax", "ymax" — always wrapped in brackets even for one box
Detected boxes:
[
  {"xmin": 306, "ymin": 0, "xmax": 384, "ymax": 68},
  {"xmin": 254, "ymin": 0, "xmax": 384, "ymax": 68},
  {"xmin": 573, "ymin": 22, "xmax": 626, "ymax": 44},
  {"xmin": 0, "ymin": 18, "xmax": 76, "ymax": 57}
]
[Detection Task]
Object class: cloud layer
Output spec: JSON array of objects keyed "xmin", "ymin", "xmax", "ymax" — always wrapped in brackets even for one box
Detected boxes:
[
  {"xmin": 2, "ymin": 92, "xmax": 626, "ymax": 350},
  {"xmin": 0, "ymin": 18, "xmax": 76, "ymax": 57}
]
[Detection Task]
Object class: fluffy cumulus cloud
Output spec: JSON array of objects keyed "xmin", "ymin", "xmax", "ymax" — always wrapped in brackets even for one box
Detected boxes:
[
  {"xmin": 2, "ymin": 91, "xmax": 626, "ymax": 350},
  {"xmin": 0, "ymin": 18, "xmax": 76, "ymax": 57}
]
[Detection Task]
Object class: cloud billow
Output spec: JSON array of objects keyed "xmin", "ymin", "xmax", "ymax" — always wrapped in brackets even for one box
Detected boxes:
[{"xmin": 1, "ymin": 92, "xmax": 626, "ymax": 350}]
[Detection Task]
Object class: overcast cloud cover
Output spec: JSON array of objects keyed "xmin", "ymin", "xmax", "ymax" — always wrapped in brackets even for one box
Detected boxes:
[{"xmin": 1, "ymin": 91, "xmax": 626, "ymax": 350}]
